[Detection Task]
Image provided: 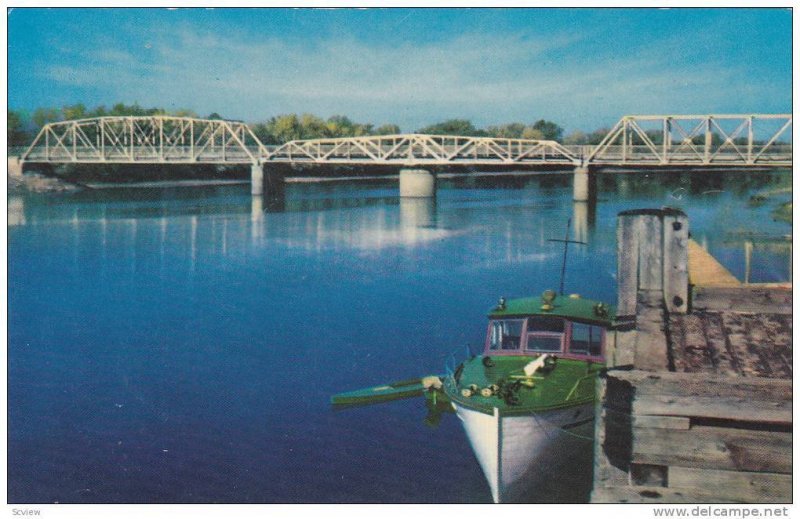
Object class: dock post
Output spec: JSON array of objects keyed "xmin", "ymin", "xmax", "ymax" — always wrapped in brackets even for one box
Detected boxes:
[
  {"xmin": 250, "ymin": 162, "xmax": 264, "ymax": 196},
  {"xmin": 8, "ymin": 156, "xmax": 24, "ymax": 177},
  {"xmin": 661, "ymin": 209, "xmax": 689, "ymax": 313},
  {"xmin": 616, "ymin": 208, "xmax": 690, "ymax": 320},
  {"xmin": 399, "ymin": 168, "xmax": 436, "ymax": 198},
  {"xmin": 616, "ymin": 211, "xmax": 641, "ymax": 321},
  {"xmin": 573, "ymin": 166, "xmax": 596, "ymax": 202}
]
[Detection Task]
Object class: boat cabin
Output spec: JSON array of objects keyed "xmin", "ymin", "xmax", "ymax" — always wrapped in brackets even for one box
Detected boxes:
[{"xmin": 485, "ymin": 292, "xmax": 614, "ymax": 362}]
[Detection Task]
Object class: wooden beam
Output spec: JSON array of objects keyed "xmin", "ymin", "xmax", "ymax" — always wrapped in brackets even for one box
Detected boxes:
[
  {"xmin": 592, "ymin": 485, "xmax": 739, "ymax": 504},
  {"xmin": 669, "ymin": 466, "xmax": 792, "ymax": 503},
  {"xmin": 632, "ymin": 426, "xmax": 792, "ymax": 473}
]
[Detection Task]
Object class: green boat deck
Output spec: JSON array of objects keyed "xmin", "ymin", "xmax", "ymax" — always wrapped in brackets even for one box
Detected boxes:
[{"xmin": 445, "ymin": 355, "xmax": 603, "ymax": 416}]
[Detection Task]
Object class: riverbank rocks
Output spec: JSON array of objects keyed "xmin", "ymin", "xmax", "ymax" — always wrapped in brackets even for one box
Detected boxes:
[{"xmin": 7, "ymin": 171, "xmax": 83, "ymax": 194}]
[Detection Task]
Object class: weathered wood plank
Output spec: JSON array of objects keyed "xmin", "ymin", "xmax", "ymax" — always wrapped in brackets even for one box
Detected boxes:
[
  {"xmin": 632, "ymin": 415, "xmax": 690, "ymax": 430},
  {"xmin": 593, "ymin": 386, "xmax": 631, "ymax": 489},
  {"xmin": 608, "ymin": 369, "xmax": 792, "ymax": 400},
  {"xmin": 632, "ymin": 395, "xmax": 792, "ymax": 424},
  {"xmin": 662, "ymin": 211, "xmax": 689, "ymax": 313},
  {"xmin": 670, "ymin": 313, "xmax": 715, "ymax": 373},
  {"xmin": 692, "ymin": 286, "xmax": 792, "ymax": 314},
  {"xmin": 634, "ymin": 291, "xmax": 670, "ymax": 371},
  {"xmin": 702, "ymin": 312, "xmax": 742, "ymax": 377},
  {"xmin": 632, "ymin": 426, "xmax": 792, "ymax": 473},
  {"xmin": 639, "ymin": 214, "xmax": 663, "ymax": 291},
  {"xmin": 688, "ymin": 239, "xmax": 740, "ymax": 287},
  {"xmin": 592, "ymin": 485, "xmax": 738, "ymax": 504},
  {"xmin": 668, "ymin": 466, "xmax": 792, "ymax": 504},
  {"xmin": 617, "ymin": 214, "xmax": 640, "ymax": 318},
  {"xmin": 735, "ymin": 313, "xmax": 793, "ymax": 379}
]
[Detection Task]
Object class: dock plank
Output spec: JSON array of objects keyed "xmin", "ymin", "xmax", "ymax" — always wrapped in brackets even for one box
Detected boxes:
[
  {"xmin": 592, "ymin": 485, "xmax": 738, "ymax": 504},
  {"xmin": 692, "ymin": 286, "xmax": 792, "ymax": 314},
  {"xmin": 688, "ymin": 239, "xmax": 740, "ymax": 287},
  {"xmin": 632, "ymin": 426, "xmax": 792, "ymax": 473},
  {"xmin": 668, "ymin": 467, "xmax": 791, "ymax": 504},
  {"xmin": 608, "ymin": 369, "xmax": 792, "ymax": 400},
  {"xmin": 632, "ymin": 395, "xmax": 792, "ymax": 424}
]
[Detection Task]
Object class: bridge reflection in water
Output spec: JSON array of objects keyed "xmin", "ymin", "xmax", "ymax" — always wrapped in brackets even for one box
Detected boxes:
[{"xmin": 9, "ymin": 171, "xmax": 791, "ymax": 285}]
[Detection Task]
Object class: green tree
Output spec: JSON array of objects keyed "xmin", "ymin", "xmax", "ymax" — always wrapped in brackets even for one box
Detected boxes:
[
  {"xmin": 91, "ymin": 105, "xmax": 108, "ymax": 117},
  {"xmin": 375, "ymin": 124, "xmax": 401, "ymax": 135},
  {"xmin": 173, "ymin": 108, "xmax": 199, "ymax": 118},
  {"xmin": 418, "ymin": 119, "xmax": 485, "ymax": 136},
  {"xmin": 250, "ymin": 122, "xmax": 275, "ymax": 145},
  {"xmin": 585, "ymin": 128, "xmax": 611, "ymax": 145},
  {"xmin": 325, "ymin": 115, "xmax": 356, "ymax": 138},
  {"xmin": 8, "ymin": 110, "xmax": 28, "ymax": 146},
  {"xmin": 32, "ymin": 107, "xmax": 61, "ymax": 129},
  {"xmin": 563, "ymin": 130, "xmax": 588, "ymax": 145},
  {"xmin": 61, "ymin": 103, "xmax": 87, "ymax": 120},
  {"xmin": 299, "ymin": 113, "xmax": 327, "ymax": 139},
  {"xmin": 521, "ymin": 127, "xmax": 545, "ymax": 140},
  {"xmin": 531, "ymin": 119, "xmax": 563, "ymax": 141},
  {"xmin": 352, "ymin": 123, "xmax": 374, "ymax": 137},
  {"xmin": 269, "ymin": 114, "xmax": 303, "ymax": 142},
  {"xmin": 487, "ymin": 122, "xmax": 526, "ymax": 139}
]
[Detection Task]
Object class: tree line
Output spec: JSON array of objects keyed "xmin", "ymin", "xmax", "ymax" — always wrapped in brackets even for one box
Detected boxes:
[{"xmin": 8, "ymin": 102, "xmax": 615, "ymax": 147}]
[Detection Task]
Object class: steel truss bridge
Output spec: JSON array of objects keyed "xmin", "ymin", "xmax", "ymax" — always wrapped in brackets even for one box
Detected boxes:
[{"xmin": 20, "ymin": 114, "xmax": 792, "ymax": 168}]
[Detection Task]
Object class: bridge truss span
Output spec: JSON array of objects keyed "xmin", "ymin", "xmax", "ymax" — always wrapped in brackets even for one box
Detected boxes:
[
  {"xmin": 264, "ymin": 134, "xmax": 580, "ymax": 166},
  {"xmin": 587, "ymin": 114, "xmax": 792, "ymax": 167},
  {"xmin": 18, "ymin": 113, "xmax": 791, "ymax": 171},
  {"xmin": 21, "ymin": 116, "xmax": 266, "ymax": 164}
]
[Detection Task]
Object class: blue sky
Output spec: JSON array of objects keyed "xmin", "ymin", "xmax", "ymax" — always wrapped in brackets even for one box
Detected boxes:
[{"xmin": 7, "ymin": 8, "xmax": 792, "ymax": 133}]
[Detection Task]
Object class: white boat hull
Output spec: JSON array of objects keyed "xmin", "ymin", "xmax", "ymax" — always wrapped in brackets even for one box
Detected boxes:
[{"xmin": 454, "ymin": 402, "xmax": 594, "ymax": 503}]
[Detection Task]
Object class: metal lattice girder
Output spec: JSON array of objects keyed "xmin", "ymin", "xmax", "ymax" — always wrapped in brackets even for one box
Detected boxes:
[
  {"xmin": 20, "ymin": 113, "xmax": 791, "ymax": 169},
  {"xmin": 22, "ymin": 116, "xmax": 266, "ymax": 164},
  {"xmin": 263, "ymin": 134, "xmax": 580, "ymax": 165},
  {"xmin": 586, "ymin": 114, "xmax": 792, "ymax": 166}
]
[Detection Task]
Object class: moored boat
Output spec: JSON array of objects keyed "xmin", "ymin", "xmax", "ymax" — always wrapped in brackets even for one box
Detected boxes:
[{"xmin": 332, "ymin": 289, "xmax": 615, "ymax": 503}]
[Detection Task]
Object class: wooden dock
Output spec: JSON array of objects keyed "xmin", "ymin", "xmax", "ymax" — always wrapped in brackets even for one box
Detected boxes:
[
  {"xmin": 593, "ymin": 209, "xmax": 792, "ymax": 504},
  {"xmin": 687, "ymin": 239, "xmax": 740, "ymax": 287}
]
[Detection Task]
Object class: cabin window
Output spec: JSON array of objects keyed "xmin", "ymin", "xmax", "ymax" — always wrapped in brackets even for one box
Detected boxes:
[
  {"xmin": 489, "ymin": 319, "xmax": 524, "ymax": 351},
  {"xmin": 525, "ymin": 317, "xmax": 565, "ymax": 353},
  {"xmin": 570, "ymin": 323, "xmax": 603, "ymax": 356},
  {"xmin": 528, "ymin": 317, "xmax": 565, "ymax": 333}
]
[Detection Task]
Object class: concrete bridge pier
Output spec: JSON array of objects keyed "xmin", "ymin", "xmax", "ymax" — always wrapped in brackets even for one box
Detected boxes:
[
  {"xmin": 573, "ymin": 165, "xmax": 597, "ymax": 203},
  {"xmin": 399, "ymin": 168, "xmax": 436, "ymax": 198},
  {"xmin": 251, "ymin": 163, "xmax": 265, "ymax": 196},
  {"xmin": 251, "ymin": 162, "xmax": 286, "ymax": 199}
]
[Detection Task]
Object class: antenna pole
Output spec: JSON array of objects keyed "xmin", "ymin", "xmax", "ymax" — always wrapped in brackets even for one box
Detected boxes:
[
  {"xmin": 547, "ymin": 219, "xmax": 586, "ymax": 295},
  {"xmin": 559, "ymin": 218, "xmax": 571, "ymax": 295}
]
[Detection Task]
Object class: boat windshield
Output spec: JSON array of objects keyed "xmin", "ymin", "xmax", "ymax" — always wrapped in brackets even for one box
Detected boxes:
[
  {"xmin": 525, "ymin": 316, "xmax": 565, "ymax": 353},
  {"xmin": 488, "ymin": 319, "xmax": 524, "ymax": 351}
]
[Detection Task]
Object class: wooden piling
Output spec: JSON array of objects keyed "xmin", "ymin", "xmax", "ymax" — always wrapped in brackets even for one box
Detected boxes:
[{"xmin": 616, "ymin": 208, "xmax": 689, "ymax": 318}]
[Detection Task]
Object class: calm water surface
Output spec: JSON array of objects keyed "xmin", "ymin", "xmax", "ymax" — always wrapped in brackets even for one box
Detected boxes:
[{"xmin": 8, "ymin": 170, "xmax": 791, "ymax": 503}]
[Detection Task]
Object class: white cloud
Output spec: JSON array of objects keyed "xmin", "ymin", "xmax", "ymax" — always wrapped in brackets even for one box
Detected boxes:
[{"xmin": 38, "ymin": 21, "xmax": 790, "ymax": 132}]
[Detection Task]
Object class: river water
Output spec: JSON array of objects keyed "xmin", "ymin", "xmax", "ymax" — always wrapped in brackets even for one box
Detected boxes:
[{"xmin": 7, "ymin": 170, "xmax": 791, "ymax": 503}]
